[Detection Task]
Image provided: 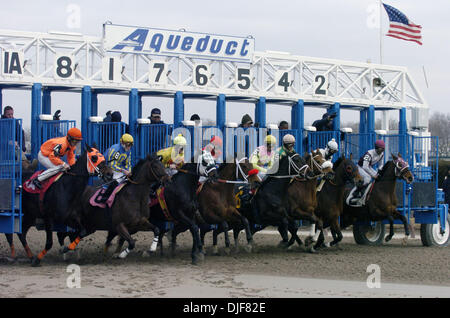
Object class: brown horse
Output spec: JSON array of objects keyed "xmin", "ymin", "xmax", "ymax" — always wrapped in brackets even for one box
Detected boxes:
[
  {"xmin": 313, "ymin": 155, "xmax": 363, "ymax": 251},
  {"xmin": 342, "ymin": 153, "xmax": 414, "ymax": 243},
  {"xmin": 283, "ymin": 149, "xmax": 335, "ymax": 249},
  {"xmin": 64, "ymin": 154, "xmax": 169, "ymax": 259},
  {"xmin": 197, "ymin": 157, "xmax": 260, "ymax": 255}
]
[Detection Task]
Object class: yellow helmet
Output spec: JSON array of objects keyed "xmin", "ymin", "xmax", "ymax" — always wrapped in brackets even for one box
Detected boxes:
[
  {"xmin": 173, "ymin": 134, "xmax": 187, "ymax": 146},
  {"xmin": 120, "ymin": 133, "xmax": 134, "ymax": 144},
  {"xmin": 264, "ymin": 135, "xmax": 277, "ymax": 145}
]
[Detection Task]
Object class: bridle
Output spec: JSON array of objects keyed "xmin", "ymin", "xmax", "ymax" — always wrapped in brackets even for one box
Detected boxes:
[
  {"xmin": 392, "ymin": 158, "xmax": 411, "ymax": 179},
  {"xmin": 271, "ymin": 153, "xmax": 310, "ymax": 179}
]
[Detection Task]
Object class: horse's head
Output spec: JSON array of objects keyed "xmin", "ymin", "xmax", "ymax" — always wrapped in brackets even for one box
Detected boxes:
[
  {"xmin": 392, "ymin": 153, "xmax": 414, "ymax": 184},
  {"xmin": 85, "ymin": 144, "xmax": 113, "ymax": 182},
  {"xmin": 308, "ymin": 149, "xmax": 335, "ymax": 181},
  {"xmin": 284, "ymin": 152, "xmax": 315, "ymax": 179},
  {"xmin": 147, "ymin": 154, "xmax": 170, "ymax": 184},
  {"xmin": 336, "ymin": 155, "xmax": 363, "ymax": 186}
]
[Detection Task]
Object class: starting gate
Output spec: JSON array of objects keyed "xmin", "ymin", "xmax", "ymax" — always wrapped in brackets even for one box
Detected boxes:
[{"xmin": 0, "ymin": 119, "xmax": 22, "ymax": 234}]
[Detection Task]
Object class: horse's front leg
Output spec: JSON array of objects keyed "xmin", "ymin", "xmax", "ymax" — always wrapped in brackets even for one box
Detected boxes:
[
  {"xmin": 328, "ymin": 218, "xmax": 344, "ymax": 247},
  {"xmin": 393, "ymin": 210, "xmax": 410, "ymax": 245},
  {"xmin": 385, "ymin": 214, "xmax": 395, "ymax": 242}
]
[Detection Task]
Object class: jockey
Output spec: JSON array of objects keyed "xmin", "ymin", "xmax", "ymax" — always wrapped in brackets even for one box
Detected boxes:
[
  {"xmin": 32, "ymin": 127, "xmax": 82, "ymax": 189},
  {"xmin": 250, "ymin": 134, "xmax": 277, "ymax": 180},
  {"xmin": 277, "ymin": 133, "xmax": 297, "ymax": 159},
  {"xmin": 349, "ymin": 139, "xmax": 385, "ymax": 204},
  {"xmin": 156, "ymin": 134, "xmax": 187, "ymax": 176},
  {"xmin": 198, "ymin": 136, "xmax": 222, "ymax": 182},
  {"xmin": 105, "ymin": 133, "xmax": 133, "ymax": 181},
  {"xmin": 318, "ymin": 138, "xmax": 338, "ymax": 164},
  {"xmin": 97, "ymin": 133, "xmax": 134, "ymax": 203}
]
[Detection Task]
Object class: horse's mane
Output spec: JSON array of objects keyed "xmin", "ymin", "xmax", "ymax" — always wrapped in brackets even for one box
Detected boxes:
[
  {"xmin": 333, "ymin": 156, "xmax": 344, "ymax": 171},
  {"xmin": 131, "ymin": 156, "xmax": 148, "ymax": 177},
  {"xmin": 377, "ymin": 159, "xmax": 393, "ymax": 178}
]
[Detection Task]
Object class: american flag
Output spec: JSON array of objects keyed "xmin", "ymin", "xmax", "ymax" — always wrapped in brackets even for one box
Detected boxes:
[{"xmin": 382, "ymin": 3, "xmax": 422, "ymax": 45}]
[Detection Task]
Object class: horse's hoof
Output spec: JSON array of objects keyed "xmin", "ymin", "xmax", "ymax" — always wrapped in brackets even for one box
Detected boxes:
[
  {"xmin": 224, "ymin": 247, "xmax": 231, "ymax": 256},
  {"xmin": 243, "ymin": 244, "xmax": 252, "ymax": 253},
  {"xmin": 385, "ymin": 235, "xmax": 393, "ymax": 242},
  {"xmin": 197, "ymin": 252, "xmax": 205, "ymax": 262},
  {"xmin": 401, "ymin": 237, "xmax": 408, "ymax": 246},
  {"xmin": 304, "ymin": 236, "xmax": 314, "ymax": 247},
  {"xmin": 277, "ymin": 241, "xmax": 289, "ymax": 249},
  {"xmin": 31, "ymin": 257, "xmax": 41, "ymax": 267}
]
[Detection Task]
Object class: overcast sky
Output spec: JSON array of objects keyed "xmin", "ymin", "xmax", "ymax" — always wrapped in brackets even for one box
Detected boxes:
[{"xmin": 1, "ymin": 0, "xmax": 448, "ymax": 130}]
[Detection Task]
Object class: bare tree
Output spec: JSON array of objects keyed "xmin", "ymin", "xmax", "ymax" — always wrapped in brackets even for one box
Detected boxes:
[{"xmin": 428, "ymin": 112, "xmax": 450, "ymax": 158}]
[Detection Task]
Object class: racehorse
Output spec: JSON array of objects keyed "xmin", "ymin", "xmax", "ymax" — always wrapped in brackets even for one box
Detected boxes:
[
  {"xmin": 341, "ymin": 153, "xmax": 414, "ymax": 243},
  {"xmin": 283, "ymin": 149, "xmax": 335, "ymax": 249},
  {"xmin": 65, "ymin": 154, "xmax": 169, "ymax": 260},
  {"xmin": 313, "ymin": 155, "xmax": 363, "ymax": 250},
  {"xmin": 242, "ymin": 150, "xmax": 315, "ymax": 248},
  {"xmin": 148, "ymin": 161, "xmax": 218, "ymax": 265},
  {"xmin": 197, "ymin": 157, "xmax": 260, "ymax": 255},
  {"xmin": 20, "ymin": 144, "xmax": 112, "ymax": 266}
]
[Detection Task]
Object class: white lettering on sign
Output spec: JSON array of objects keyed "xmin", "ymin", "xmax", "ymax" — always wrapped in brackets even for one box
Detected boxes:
[{"xmin": 103, "ymin": 24, "xmax": 254, "ymax": 62}]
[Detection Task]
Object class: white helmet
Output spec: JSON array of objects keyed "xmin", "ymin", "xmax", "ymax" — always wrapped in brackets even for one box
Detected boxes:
[
  {"xmin": 282, "ymin": 134, "xmax": 296, "ymax": 144},
  {"xmin": 326, "ymin": 138, "xmax": 338, "ymax": 152}
]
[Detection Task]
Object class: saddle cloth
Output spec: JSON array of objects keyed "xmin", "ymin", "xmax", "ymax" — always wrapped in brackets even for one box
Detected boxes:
[
  {"xmin": 148, "ymin": 187, "xmax": 173, "ymax": 221},
  {"xmin": 24, "ymin": 171, "xmax": 63, "ymax": 201},
  {"xmin": 89, "ymin": 183, "xmax": 126, "ymax": 209},
  {"xmin": 346, "ymin": 182, "xmax": 375, "ymax": 207}
]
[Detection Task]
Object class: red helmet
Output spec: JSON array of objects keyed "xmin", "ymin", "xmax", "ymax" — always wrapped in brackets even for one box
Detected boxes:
[
  {"xmin": 210, "ymin": 136, "xmax": 223, "ymax": 147},
  {"xmin": 375, "ymin": 139, "xmax": 385, "ymax": 149},
  {"xmin": 67, "ymin": 127, "xmax": 83, "ymax": 141}
]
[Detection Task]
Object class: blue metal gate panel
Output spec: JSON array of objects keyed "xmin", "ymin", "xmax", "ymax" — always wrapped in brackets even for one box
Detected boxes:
[
  {"xmin": 307, "ymin": 130, "xmax": 341, "ymax": 160},
  {"xmin": 136, "ymin": 123, "xmax": 173, "ymax": 160},
  {"xmin": 38, "ymin": 120, "xmax": 76, "ymax": 145},
  {"xmin": 0, "ymin": 119, "xmax": 22, "ymax": 234},
  {"xmin": 88, "ymin": 122, "xmax": 126, "ymax": 155}
]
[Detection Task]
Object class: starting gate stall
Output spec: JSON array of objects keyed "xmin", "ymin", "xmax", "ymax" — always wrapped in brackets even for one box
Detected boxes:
[
  {"xmin": 0, "ymin": 119, "xmax": 22, "ymax": 234},
  {"xmin": 0, "ymin": 24, "xmax": 446, "ymax": 246}
]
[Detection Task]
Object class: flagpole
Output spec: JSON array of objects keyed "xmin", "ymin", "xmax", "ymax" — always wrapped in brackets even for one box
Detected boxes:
[{"xmin": 380, "ymin": 0, "xmax": 383, "ymax": 64}]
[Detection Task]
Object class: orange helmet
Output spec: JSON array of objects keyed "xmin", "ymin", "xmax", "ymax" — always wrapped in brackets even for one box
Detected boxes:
[
  {"xmin": 67, "ymin": 127, "xmax": 83, "ymax": 141},
  {"xmin": 210, "ymin": 136, "xmax": 223, "ymax": 147}
]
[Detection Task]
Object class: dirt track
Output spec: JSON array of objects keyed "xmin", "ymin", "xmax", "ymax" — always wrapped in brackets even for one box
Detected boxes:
[{"xmin": 0, "ymin": 226, "xmax": 449, "ymax": 298}]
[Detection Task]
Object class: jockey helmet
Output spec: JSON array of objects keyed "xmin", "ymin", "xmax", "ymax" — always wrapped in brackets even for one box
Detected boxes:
[
  {"xmin": 210, "ymin": 136, "xmax": 223, "ymax": 147},
  {"xmin": 67, "ymin": 127, "xmax": 82, "ymax": 141},
  {"xmin": 120, "ymin": 133, "xmax": 134, "ymax": 145},
  {"xmin": 375, "ymin": 139, "xmax": 385, "ymax": 149},
  {"xmin": 264, "ymin": 135, "xmax": 277, "ymax": 145},
  {"xmin": 173, "ymin": 134, "xmax": 187, "ymax": 146},
  {"xmin": 282, "ymin": 134, "xmax": 295, "ymax": 145},
  {"xmin": 326, "ymin": 138, "xmax": 338, "ymax": 152}
]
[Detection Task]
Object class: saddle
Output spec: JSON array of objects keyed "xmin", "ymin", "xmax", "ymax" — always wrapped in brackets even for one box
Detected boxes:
[
  {"xmin": 90, "ymin": 183, "xmax": 126, "ymax": 209},
  {"xmin": 346, "ymin": 182, "xmax": 375, "ymax": 207}
]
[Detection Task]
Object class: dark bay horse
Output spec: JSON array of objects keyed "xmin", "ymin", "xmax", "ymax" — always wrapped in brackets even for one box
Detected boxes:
[
  {"xmin": 20, "ymin": 145, "xmax": 113, "ymax": 266},
  {"xmin": 242, "ymin": 150, "xmax": 315, "ymax": 247},
  {"xmin": 283, "ymin": 149, "xmax": 335, "ymax": 249},
  {"xmin": 342, "ymin": 154, "xmax": 414, "ymax": 243},
  {"xmin": 149, "ymin": 161, "xmax": 217, "ymax": 265},
  {"xmin": 313, "ymin": 155, "xmax": 363, "ymax": 250},
  {"xmin": 197, "ymin": 157, "xmax": 260, "ymax": 255},
  {"xmin": 66, "ymin": 154, "xmax": 169, "ymax": 259}
]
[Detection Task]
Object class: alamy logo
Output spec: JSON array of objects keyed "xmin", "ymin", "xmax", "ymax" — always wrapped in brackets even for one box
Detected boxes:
[{"xmin": 366, "ymin": 264, "xmax": 381, "ymax": 288}]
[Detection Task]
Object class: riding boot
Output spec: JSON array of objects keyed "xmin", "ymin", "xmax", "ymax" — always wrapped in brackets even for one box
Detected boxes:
[{"xmin": 98, "ymin": 180, "xmax": 118, "ymax": 204}]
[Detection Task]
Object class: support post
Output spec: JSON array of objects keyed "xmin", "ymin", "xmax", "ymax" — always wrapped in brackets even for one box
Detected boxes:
[
  {"xmin": 81, "ymin": 86, "xmax": 92, "ymax": 146},
  {"xmin": 216, "ymin": 94, "xmax": 226, "ymax": 130},
  {"xmin": 255, "ymin": 97, "xmax": 266, "ymax": 128},
  {"xmin": 31, "ymin": 83, "xmax": 42, "ymax": 159},
  {"xmin": 292, "ymin": 99, "xmax": 304, "ymax": 154},
  {"xmin": 399, "ymin": 107, "xmax": 407, "ymax": 158},
  {"xmin": 129, "ymin": 89, "xmax": 139, "ymax": 164},
  {"xmin": 42, "ymin": 88, "xmax": 51, "ymax": 115},
  {"xmin": 174, "ymin": 91, "xmax": 184, "ymax": 128}
]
